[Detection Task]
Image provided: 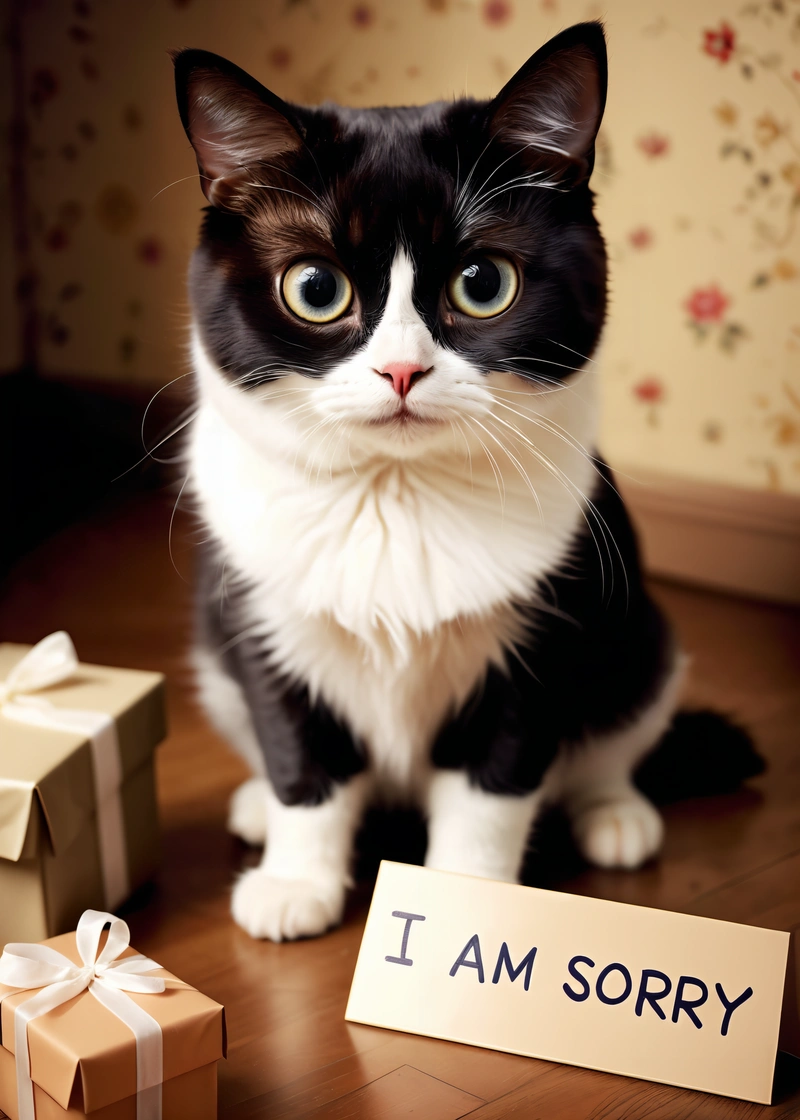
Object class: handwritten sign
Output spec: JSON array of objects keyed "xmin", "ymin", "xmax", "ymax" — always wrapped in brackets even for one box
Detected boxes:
[{"xmin": 346, "ymin": 862, "xmax": 792, "ymax": 1104}]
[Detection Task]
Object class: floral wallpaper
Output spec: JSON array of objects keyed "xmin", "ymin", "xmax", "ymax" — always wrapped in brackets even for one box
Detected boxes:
[{"xmin": 3, "ymin": 0, "xmax": 800, "ymax": 494}]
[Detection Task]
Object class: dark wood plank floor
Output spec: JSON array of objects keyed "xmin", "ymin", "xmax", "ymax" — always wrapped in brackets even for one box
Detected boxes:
[{"xmin": 1, "ymin": 490, "xmax": 798, "ymax": 1119}]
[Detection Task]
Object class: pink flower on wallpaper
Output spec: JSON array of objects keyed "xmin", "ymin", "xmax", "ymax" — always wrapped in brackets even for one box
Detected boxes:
[
  {"xmin": 30, "ymin": 68, "xmax": 59, "ymax": 108},
  {"xmin": 685, "ymin": 284, "xmax": 730, "ymax": 323},
  {"xmin": 49, "ymin": 321, "xmax": 70, "ymax": 346},
  {"xmin": 68, "ymin": 24, "xmax": 93, "ymax": 44},
  {"xmin": 483, "ymin": 0, "xmax": 512, "ymax": 26},
  {"xmin": 633, "ymin": 377, "xmax": 665, "ymax": 404},
  {"xmin": 703, "ymin": 22, "xmax": 736, "ymax": 64},
  {"xmin": 268, "ymin": 47, "xmax": 292, "ymax": 69},
  {"xmin": 137, "ymin": 237, "xmax": 164, "ymax": 265},
  {"xmin": 628, "ymin": 226, "xmax": 653, "ymax": 249},
  {"xmin": 637, "ymin": 132, "xmax": 670, "ymax": 158},
  {"xmin": 351, "ymin": 4, "xmax": 374, "ymax": 28},
  {"xmin": 45, "ymin": 227, "xmax": 69, "ymax": 252}
]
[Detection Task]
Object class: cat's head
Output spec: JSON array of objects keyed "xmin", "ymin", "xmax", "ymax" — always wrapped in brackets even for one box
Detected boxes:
[{"xmin": 174, "ymin": 24, "xmax": 607, "ymax": 463}]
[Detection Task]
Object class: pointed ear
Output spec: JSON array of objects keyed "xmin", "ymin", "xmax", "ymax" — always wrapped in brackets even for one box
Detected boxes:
[
  {"xmin": 487, "ymin": 22, "xmax": 607, "ymax": 186},
  {"xmin": 172, "ymin": 49, "xmax": 305, "ymax": 209}
]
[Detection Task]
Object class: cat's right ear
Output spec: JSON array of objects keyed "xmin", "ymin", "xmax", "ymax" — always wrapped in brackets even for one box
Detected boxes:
[
  {"xmin": 486, "ymin": 22, "xmax": 607, "ymax": 187},
  {"xmin": 172, "ymin": 49, "xmax": 305, "ymax": 209}
]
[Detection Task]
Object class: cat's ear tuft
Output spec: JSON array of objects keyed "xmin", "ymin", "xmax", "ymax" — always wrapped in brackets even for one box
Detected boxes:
[
  {"xmin": 172, "ymin": 48, "xmax": 305, "ymax": 209},
  {"xmin": 487, "ymin": 22, "xmax": 607, "ymax": 186}
]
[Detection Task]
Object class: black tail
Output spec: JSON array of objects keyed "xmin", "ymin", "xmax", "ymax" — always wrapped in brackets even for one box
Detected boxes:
[{"xmin": 634, "ymin": 710, "xmax": 766, "ymax": 806}]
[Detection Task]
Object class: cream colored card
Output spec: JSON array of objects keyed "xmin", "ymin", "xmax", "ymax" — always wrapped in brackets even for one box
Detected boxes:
[{"xmin": 346, "ymin": 862, "xmax": 791, "ymax": 1105}]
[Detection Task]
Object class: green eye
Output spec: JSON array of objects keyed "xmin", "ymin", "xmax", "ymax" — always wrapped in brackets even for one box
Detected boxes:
[
  {"xmin": 447, "ymin": 254, "xmax": 519, "ymax": 319},
  {"xmin": 282, "ymin": 260, "xmax": 353, "ymax": 323}
]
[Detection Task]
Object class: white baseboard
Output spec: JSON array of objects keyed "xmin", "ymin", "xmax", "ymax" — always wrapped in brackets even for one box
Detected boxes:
[{"xmin": 614, "ymin": 466, "xmax": 800, "ymax": 606}]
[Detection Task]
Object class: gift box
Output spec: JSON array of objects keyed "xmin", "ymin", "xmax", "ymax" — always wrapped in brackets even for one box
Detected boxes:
[
  {"xmin": 0, "ymin": 910, "xmax": 226, "ymax": 1119},
  {"xmin": 0, "ymin": 634, "xmax": 166, "ymax": 946}
]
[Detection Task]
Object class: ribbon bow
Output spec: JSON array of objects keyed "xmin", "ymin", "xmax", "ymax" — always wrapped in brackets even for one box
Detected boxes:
[
  {"xmin": 0, "ymin": 632, "xmax": 130, "ymax": 908},
  {"xmin": 0, "ymin": 910, "xmax": 165, "ymax": 1120},
  {"xmin": 0, "ymin": 631, "xmax": 80, "ymax": 714}
]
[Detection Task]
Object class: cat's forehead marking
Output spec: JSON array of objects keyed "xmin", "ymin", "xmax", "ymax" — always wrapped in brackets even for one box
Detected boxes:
[{"xmin": 361, "ymin": 246, "xmax": 437, "ymax": 372}]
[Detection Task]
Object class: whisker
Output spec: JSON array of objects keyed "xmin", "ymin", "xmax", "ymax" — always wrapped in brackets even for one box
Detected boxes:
[
  {"xmin": 168, "ymin": 472, "xmax": 192, "ymax": 585},
  {"xmin": 544, "ymin": 338, "xmax": 597, "ymax": 365},
  {"xmin": 461, "ymin": 417, "xmax": 505, "ymax": 513},
  {"xmin": 491, "ymin": 396, "xmax": 602, "ymax": 469},
  {"xmin": 484, "ymin": 410, "xmax": 628, "ymax": 606},
  {"xmin": 495, "ymin": 355, "xmax": 586, "ymax": 375},
  {"xmin": 471, "ymin": 415, "xmax": 544, "ymax": 524},
  {"xmin": 151, "ymin": 174, "xmax": 204, "ymax": 201},
  {"xmin": 242, "ymin": 180, "xmax": 329, "ymax": 218}
]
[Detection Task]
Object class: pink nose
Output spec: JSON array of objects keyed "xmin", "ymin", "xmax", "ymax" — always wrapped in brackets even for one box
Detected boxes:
[{"xmin": 379, "ymin": 362, "xmax": 430, "ymax": 398}]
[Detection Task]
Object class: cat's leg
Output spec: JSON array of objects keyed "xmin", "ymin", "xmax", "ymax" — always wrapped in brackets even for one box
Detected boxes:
[
  {"xmin": 232, "ymin": 772, "xmax": 369, "ymax": 941},
  {"xmin": 193, "ymin": 644, "xmax": 269, "ymax": 846},
  {"xmin": 194, "ymin": 548, "xmax": 368, "ymax": 938},
  {"xmin": 425, "ymin": 771, "xmax": 542, "ymax": 882},
  {"xmin": 425, "ymin": 667, "xmax": 557, "ymax": 883},
  {"xmin": 545, "ymin": 657, "xmax": 686, "ymax": 869},
  {"xmin": 215, "ymin": 631, "xmax": 368, "ymax": 940}
]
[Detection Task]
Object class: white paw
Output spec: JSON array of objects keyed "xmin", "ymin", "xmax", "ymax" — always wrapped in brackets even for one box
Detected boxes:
[
  {"xmin": 231, "ymin": 869, "xmax": 345, "ymax": 941},
  {"xmin": 227, "ymin": 778, "xmax": 268, "ymax": 846},
  {"xmin": 572, "ymin": 794, "xmax": 663, "ymax": 869}
]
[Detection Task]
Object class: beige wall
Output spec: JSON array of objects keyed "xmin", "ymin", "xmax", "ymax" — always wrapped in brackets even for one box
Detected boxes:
[{"xmin": 11, "ymin": 0, "xmax": 800, "ymax": 493}]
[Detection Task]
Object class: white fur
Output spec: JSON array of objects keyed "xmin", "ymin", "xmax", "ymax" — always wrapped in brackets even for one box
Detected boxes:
[
  {"xmin": 543, "ymin": 655, "xmax": 687, "ymax": 868},
  {"xmin": 189, "ymin": 249, "xmax": 677, "ymax": 939},
  {"xmin": 425, "ymin": 772, "xmax": 543, "ymax": 883},
  {"xmin": 227, "ymin": 777, "xmax": 268, "ymax": 846},
  {"xmin": 231, "ymin": 775, "xmax": 369, "ymax": 940}
]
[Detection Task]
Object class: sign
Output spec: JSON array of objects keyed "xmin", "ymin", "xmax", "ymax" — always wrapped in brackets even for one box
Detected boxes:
[{"xmin": 346, "ymin": 861, "xmax": 793, "ymax": 1105}]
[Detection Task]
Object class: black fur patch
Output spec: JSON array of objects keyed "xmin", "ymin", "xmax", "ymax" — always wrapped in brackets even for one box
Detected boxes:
[
  {"xmin": 635, "ymin": 710, "xmax": 765, "ymax": 804},
  {"xmin": 196, "ymin": 548, "xmax": 366, "ymax": 806},
  {"xmin": 432, "ymin": 460, "xmax": 674, "ymax": 794}
]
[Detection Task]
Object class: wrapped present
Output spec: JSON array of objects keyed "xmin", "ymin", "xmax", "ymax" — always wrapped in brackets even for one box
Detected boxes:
[
  {"xmin": 0, "ymin": 634, "xmax": 165, "ymax": 945},
  {"xmin": 0, "ymin": 909, "xmax": 226, "ymax": 1119}
]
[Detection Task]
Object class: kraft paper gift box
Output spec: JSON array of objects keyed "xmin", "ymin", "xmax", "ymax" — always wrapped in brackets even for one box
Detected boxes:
[
  {"xmin": 0, "ymin": 910, "xmax": 226, "ymax": 1120},
  {"xmin": 0, "ymin": 635, "xmax": 166, "ymax": 946}
]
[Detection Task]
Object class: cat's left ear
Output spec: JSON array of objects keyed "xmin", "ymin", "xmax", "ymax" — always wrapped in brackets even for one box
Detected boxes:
[
  {"xmin": 487, "ymin": 21, "xmax": 607, "ymax": 187},
  {"xmin": 172, "ymin": 48, "xmax": 306, "ymax": 209}
]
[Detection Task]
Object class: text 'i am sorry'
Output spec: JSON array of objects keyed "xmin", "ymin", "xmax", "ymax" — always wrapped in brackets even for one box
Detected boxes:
[{"xmin": 385, "ymin": 911, "xmax": 754, "ymax": 1038}]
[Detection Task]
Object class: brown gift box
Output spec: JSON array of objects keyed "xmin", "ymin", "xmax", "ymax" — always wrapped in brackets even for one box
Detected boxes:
[
  {"xmin": 0, "ymin": 929, "xmax": 226, "ymax": 1119},
  {"xmin": 0, "ymin": 642, "xmax": 166, "ymax": 946}
]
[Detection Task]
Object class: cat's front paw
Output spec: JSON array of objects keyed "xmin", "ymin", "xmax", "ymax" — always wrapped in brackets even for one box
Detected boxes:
[
  {"xmin": 572, "ymin": 793, "xmax": 663, "ymax": 869},
  {"xmin": 227, "ymin": 777, "xmax": 268, "ymax": 846},
  {"xmin": 231, "ymin": 868, "xmax": 345, "ymax": 941}
]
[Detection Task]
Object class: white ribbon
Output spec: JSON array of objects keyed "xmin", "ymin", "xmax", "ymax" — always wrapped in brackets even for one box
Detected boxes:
[
  {"xmin": 0, "ymin": 632, "xmax": 130, "ymax": 908},
  {"xmin": 0, "ymin": 909, "xmax": 164, "ymax": 1120}
]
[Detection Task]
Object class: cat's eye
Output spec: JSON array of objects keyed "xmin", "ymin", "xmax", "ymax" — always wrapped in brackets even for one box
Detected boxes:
[
  {"xmin": 281, "ymin": 260, "xmax": 353, "ymax": 323},
  {"xmin": 447, "ymin": 254, "xmax": 519, "ymax": 319}
]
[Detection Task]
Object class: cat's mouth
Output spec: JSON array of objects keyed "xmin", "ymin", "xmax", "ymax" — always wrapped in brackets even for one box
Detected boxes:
[{"xmin": 368, "ymin": 409, "xmax": 443, "ymax": 429}]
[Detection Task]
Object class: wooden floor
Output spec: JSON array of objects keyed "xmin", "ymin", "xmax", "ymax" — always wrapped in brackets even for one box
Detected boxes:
[{"xmin": 1, "ymin": 490, "xmax": 799, "ymax": 1119}]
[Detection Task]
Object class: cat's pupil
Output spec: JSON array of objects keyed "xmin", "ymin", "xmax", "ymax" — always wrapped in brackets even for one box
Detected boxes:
[
  {"xmin": 462, "ymin": 258, "xmax": 501, "ymax": 303},
  {"xmin": 301, "ymin": 266, "xmax": 337, "ymax": 308}
]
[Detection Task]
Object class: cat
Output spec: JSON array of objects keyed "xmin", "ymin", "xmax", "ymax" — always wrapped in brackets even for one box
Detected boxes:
[{"xmin": 172, "ymin": 23, "xmax": 762, "ymax": 942}]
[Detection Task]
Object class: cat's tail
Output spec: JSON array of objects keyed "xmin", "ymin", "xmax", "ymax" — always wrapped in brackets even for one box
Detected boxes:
[{"xmin": 634, "ymin": 710, "xmax": 766, "ymax": 805}]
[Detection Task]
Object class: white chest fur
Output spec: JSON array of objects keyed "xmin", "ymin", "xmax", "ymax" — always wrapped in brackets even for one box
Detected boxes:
[{"xmin": 189, "ymin": 336, "xmax": 599, "ymax": 785}]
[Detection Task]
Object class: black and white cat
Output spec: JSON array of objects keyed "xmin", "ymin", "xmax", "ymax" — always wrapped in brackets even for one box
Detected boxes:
[{"xmin": 173, "ymin": 24, "xmax": 760, "ymax": 942}]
